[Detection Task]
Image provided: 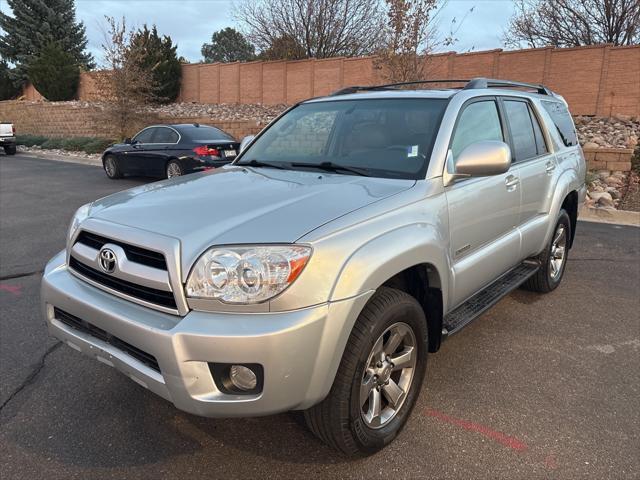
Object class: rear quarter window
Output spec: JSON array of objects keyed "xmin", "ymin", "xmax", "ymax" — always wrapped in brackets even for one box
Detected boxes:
[{"xmin": 541, "ymin": 101, "xmax": 578, "ymax": 147}]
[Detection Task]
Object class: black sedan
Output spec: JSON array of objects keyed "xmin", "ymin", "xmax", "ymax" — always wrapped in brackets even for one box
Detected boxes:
[{"xmin": 101, "ymin": 124, "xmax": 240, "ymax": 179}]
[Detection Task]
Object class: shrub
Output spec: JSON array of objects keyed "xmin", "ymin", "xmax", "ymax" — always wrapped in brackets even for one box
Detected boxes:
[
  {"xmin": 83, "ymin": 138, "xmax": 114, "ymax": 154},
  {"xmin": 40, "ymin": 138, "xmax": 65, "ymax": 149},
  {"xmin": 16, "ymin": 134, "xmax": 48, "ymax": 147},
  {"xmin": 27, "ymin": 42, "xmax": 80, "ymax": 101}
]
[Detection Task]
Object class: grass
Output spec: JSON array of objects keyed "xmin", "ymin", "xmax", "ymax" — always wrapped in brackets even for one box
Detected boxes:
[{"xmin": 15, "ymin": 134, "xmax": 115, "ymax": 155}]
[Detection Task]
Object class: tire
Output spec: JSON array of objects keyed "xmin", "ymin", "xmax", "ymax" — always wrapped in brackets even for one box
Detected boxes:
[
  {"xmin": 4, "ymin": 145, "xmax": 16, "ymax": 155},
  {"xmin": 523, "ymin": 209, "xmax": 571, "ymax": 293},
  {"xmin": 103, "ymin": 155, "xmax": 122, "ymax": 179},
  {"xmin": 304, "ymin": 287, "xmax": 428, "ymax": 456},
  {"xmin": 166, "ymin": 160, "xmax": 183, "ymax": 179}
]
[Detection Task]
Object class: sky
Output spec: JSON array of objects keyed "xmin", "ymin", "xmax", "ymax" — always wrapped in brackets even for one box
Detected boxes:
[{"xmin": 1, "ymin": 0, "xmax": 518, "ymax": 65}]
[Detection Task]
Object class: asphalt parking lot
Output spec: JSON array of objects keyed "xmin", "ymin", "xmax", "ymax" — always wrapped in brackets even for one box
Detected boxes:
[{"xmin": 1, "ymin": 154, "xmax": 639, "ymax": 479}]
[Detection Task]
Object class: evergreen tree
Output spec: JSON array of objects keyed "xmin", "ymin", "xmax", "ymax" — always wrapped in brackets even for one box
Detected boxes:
[
  {"xmin": 0, "ymin": 60, "xmax": 22, "ymax": 100},
  {"xmin": 27, "ymin": 42, "xmax": 80, "ymax": 101},
  {"xmin": 130, "ymin": 25, "xmax": 181, "ymax": 103},
  {"xmin": 202, "ymin": 28, "xmax": 256, "ymax": 63},
  {"xmin": 0, "ymin": 0, "xmax": 93, "ymax": 86}
]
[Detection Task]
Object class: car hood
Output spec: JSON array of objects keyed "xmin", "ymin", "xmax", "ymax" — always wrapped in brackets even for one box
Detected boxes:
[{"xmin": 90, "ymin": 166, "xmax": 414, "ymax": 265}]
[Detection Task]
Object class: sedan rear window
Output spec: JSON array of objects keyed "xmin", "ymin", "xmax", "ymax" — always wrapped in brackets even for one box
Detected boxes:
[
  {"xmin": 239, "ymin": 98, "xmax": 448, "ymax": 179},
  {"xmin": 180, "ymin": 125, "xmax": 233, "ymax": 142}
]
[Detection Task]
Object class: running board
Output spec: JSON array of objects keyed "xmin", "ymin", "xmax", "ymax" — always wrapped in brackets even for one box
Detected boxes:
[{"xmin": 442, "ymin": 261, "xmax": 540, "ymax": 338}]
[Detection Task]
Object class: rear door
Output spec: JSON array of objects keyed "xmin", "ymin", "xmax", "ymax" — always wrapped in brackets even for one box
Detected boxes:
[
  {"xmin": 146, "ymin": 126, "xmax": 180, "ymax": 176},
  {"xmin": 500, "ymin": 97, "xmax": 555, "ymax": 258},
  {"xmin": 445, "ymin": 98, "xmax": 522, "ymax": 307}
]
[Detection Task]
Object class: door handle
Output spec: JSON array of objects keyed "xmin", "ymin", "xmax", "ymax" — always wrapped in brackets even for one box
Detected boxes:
[
  {"xmin": 505, "ymin": 175, "xmax": 519, "ymax": 191},
  {"xmin": 545, "ymin": 161, "xmax": 556, "ymax": 174}
]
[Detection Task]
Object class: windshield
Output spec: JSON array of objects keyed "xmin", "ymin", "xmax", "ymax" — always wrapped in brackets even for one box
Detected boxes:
[{"xmin": 237, "ymin": 98, "xmax": 447, "ymax": 179}]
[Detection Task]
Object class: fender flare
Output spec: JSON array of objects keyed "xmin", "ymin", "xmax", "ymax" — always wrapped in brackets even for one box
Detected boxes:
[
  {"xmin": 542, "ymin": 170, "xmax": 579, "ymax": 247},
  {"xmin": 330, "ymin": 222, "xmax": 449, "ymax": 309}
]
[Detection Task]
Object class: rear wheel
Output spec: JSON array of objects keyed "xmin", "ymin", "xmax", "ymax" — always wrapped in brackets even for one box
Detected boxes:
[
  {"xmin": 304, "ymin": 287, "xmax": 428, "ymax": 455},
  {"xmin": 103, "ymin": 155, "xmax": 122, "ymax": 179},
  {"xmin": 523, "ymin": 209, "xmax": 571, "ymax": 293},
  {"xmin": 4, "ymin": 145, "xmax": 16, "ymax": 155},
  {"xmin": 166, "ymin": 160, "xmax": 183, "ymax": 179}
]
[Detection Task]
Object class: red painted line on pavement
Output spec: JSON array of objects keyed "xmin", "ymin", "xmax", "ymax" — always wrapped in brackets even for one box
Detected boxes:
[
  {"xmin": 0, "ymin": 284, "xmax": 22, "ymax": 296},
  {"xmin": 425, "ymin": 408, "xmax": 528, "ymax": 452}
]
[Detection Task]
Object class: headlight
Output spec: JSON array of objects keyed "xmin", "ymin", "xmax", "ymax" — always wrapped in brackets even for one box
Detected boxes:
[
  {"xmin": 67, "ymin": 203, "xmax": 91, "ymax": 242},
  {"xmin": 186, "ymin": 245, "xmax": 312, "ymax": 304}
]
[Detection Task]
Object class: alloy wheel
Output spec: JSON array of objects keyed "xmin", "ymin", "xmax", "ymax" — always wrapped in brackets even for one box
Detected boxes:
[
  {"xmin": 167, "ymin": 163, "xmax": 182, "ymax": 178},
  {"xmin": 549, "ymin": 223, "xmax": 567, "ymax": 281},
  {"xmin": 105, "ymin": 157, "xmax": 116, "ymax": 177},
  {"xmin": 359, "ymin": 322, "xmax": 417, "ymax": 429}
]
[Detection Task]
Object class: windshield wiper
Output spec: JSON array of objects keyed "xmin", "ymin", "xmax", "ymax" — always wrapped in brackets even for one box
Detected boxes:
[
  {"xmin": 236, "ymin": 159, "xmax": 288, "ymax": 170},
  {"xmin": 291, "ymin": 161, "xmax": 370, "ymax": 177}
]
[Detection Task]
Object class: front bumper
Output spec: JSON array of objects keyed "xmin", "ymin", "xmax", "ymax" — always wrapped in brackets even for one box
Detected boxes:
[{"xmin": 41, "ymin": 251, "xmax": 372, "ymax": 417}]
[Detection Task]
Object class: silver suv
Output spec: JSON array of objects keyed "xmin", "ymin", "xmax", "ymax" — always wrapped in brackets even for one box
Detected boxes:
[{"xmin": 41, "ymin": 78, "xmax": 586, "ymax": 455}]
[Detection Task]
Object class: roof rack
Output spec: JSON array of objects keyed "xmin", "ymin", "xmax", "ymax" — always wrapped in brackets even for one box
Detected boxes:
[
  {"xmin": 464, "ymin": 78, "xmax": 553, "ymax": 95},
  {"xmin": 330, "ymin": 79, "xmax": 470, "ymax": 96},
  {"xmin": 330, "ymin": 77, "xmax": 553, "ymax": 96}
]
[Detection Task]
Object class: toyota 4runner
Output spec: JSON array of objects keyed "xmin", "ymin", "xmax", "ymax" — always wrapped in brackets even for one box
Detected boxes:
[{"xmin": 41, "ymin": 78, "xmax": 586, "ymax": 455}]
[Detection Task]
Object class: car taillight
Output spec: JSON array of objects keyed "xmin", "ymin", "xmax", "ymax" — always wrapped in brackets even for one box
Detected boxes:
[
  {"xmin": 193, "ymin": 145, "xmax": 220, "ymax": 157},
  {"xmin": 12, "ymin": 125, "xmax": 16, "ymax": 135}
]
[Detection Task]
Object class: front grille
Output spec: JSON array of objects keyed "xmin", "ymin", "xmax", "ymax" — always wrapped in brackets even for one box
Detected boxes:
[
  {"xmin": 69, "ymin": 256, "xmax": 177, "ymax": 310},
  {"xmin": 76, "ymin": 231, "xmax": 167, "ymax": 270},
  {"xmin": 54, "ymin": 307, "xmax": 160, "ymax": 372}
]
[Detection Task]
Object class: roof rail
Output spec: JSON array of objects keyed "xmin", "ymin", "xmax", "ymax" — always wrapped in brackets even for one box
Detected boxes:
[
  {"xmin": 464, "ymin": 77, "xmax": 553, "ymax": 95},
  {"xmin": 329, "ymin": 78, "xmax": 554, "ymax": 97},
  {"xmin": 330, "ymin": 79, "xmax": 470, "ymax": 96}
]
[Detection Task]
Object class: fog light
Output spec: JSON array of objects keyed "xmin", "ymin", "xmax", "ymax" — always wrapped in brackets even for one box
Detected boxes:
[{"xmin": 229, "ymin": 365, "xmax": 257, "ymax": 391}]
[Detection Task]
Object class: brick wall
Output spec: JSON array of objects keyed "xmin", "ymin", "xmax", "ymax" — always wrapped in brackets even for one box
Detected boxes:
[
  {"xmin": 0, "ymin": 101, "xmax": 265, "ymax": 140},
  {"xmin": 583, "ymin": 147, "xmax": 634, "ymax": 171},
  {"xmin": 19, "ymin": 44, "xmax": 640, "ymax": 117},
  {"xmin": 174, "ymin": 44, "xmax": 639, "ymax": 116}
]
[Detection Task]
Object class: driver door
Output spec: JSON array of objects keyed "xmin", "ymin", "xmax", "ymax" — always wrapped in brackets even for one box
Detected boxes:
[
  {"xmin": 445, "ymin": 98, "xmax": 522, "ymax": 307},
  {"xmin": 121, "ymin": 127, "xmax": 157, "ymax": 174}
]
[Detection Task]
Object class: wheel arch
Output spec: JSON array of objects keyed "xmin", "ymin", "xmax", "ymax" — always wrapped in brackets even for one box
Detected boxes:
[{"xmin": 329, "ymin": 224, "xmax": 449, "ymax": 353}]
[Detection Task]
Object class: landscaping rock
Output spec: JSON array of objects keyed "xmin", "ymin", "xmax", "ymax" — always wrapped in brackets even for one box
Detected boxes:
[{"xmin": 576, "ymin": 116, "xmax": 640, "ymax": 149}]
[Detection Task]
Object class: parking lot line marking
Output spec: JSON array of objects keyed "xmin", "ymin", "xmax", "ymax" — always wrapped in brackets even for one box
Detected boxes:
[
  {"xmin": 0, "ymin": 284, "xmax": 22, "ymax": 296},
  {"xmin": 424, "ymin": 409, "xmax": 528, "ymax": 452}
]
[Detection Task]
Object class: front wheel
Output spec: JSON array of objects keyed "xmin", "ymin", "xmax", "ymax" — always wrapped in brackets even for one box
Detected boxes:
[
  {"xmin": 103, "ymin": 155, "xmax": 122, "ymax": 179},
  {"xmin": 523, "ymin": 209, "xmax": 571, "ymax": 293},
  {"xmin": 4, "ymin": 145, "xmax": 16, "ymax": 155},
  {"xmin": 304, "ymin": 287, "xmax": 428, "ymax": 455}
]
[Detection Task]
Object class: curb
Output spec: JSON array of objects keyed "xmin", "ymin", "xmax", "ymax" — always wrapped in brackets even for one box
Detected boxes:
[
  {"xmin": 16, "ymin": 149, "xmax": 102, "ymax": 167},
  {"xmin": 578, "ymin": 206, "xmax": 639, "ymax": 227}
]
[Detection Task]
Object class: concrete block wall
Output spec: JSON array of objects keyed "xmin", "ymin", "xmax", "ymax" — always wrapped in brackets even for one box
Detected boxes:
[{"xmin": 583, "ymin": 147, "xmax": 634, "ymax": 171}]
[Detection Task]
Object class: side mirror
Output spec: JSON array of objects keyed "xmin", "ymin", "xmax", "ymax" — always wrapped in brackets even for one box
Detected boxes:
[
  {"xmin": 239, "ymin": 135, "xmax": 255, "ymax": 153},
  {"xmin": 445, "ymin": 141, "xmax": 511, "ymax": 185},
  {"xmin": 124, "ymin": 137, "xmax": 132, "ymax": 144}
]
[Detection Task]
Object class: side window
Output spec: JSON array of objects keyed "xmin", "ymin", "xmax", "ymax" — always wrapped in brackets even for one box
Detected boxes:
[
  {"xmin": 530, "ymin": 107, "xmax": 548, "ymax": 155},
  {"xmin": 541, "ymin": 100, "xmax": 578, "ymax": 146},
  {"xmin": 451, "ymin": 101, "xmax": 503, "ymax": 159},
  {"xmin": 153, "ymin": 127, "xmax": 179, "ymax": 143},
  {"xmin": 504, "ymin": 100, "xmax": 538, "ymax": 162},
  {"xmin": 133, "ymin": 128, "xmax": 156, "ymax": 144}
]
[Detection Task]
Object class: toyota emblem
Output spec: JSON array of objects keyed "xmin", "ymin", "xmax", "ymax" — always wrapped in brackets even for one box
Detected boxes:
[{"xmin": 98, "ymin": 247, "xmax": 117, "ymax": 274}]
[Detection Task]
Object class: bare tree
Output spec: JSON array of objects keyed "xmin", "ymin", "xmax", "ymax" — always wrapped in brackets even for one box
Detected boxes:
[
  {"xmin": 235, "ymin": 0, "xmax": 385, "ymax": 59},
  {"xmin": 504, "ymin": 0, "xmax": 640, "ymax": 48},
  {"xmin": 375, "ymin": 0, "xmax": 469, "ymax": 83},
  {"xmin": 97, "ymin": 16, "xmax": 157, "ymax": 139}
]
